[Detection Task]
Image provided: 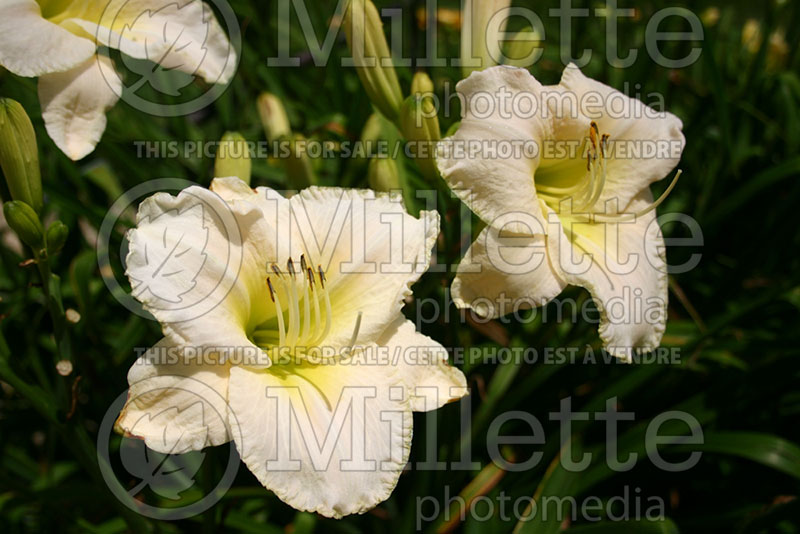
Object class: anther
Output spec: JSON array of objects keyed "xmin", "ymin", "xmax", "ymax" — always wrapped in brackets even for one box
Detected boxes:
[
  {"xmin": 271, "ymin": 264, "xmax": 282, "ymax": 277},
  {"xmin": 267, "ymin": 277, "xmax": 275, "ymax": 302},
  {"xmin": 317, "ymin": 265, "xmax": 326, "ymax": 289},
  {"xmin": 590, "ymin": 121, "xmax": 599, "ymax": 146},
  {"xmin": 287, "ymin": 258, "xmax": 295, "ymax": 277}
]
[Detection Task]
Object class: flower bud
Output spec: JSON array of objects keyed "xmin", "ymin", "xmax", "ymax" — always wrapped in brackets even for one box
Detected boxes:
[
  {"xmin": 344, "ymin": 0, "xmax": 403, "ymax": 122},
  {"xmin": 360, "ymin": 113, "xmax": 384, "ymax": 147},
  {"xmin": 399, "ymin": 95, "xmax": 440, "ymax": 180},
  {"xmin": 3, "ymin": 200, "xmax": 44, "ymax": 250},
  {"xmin": 460, "ymin": 0, "xmax": 511, "ymax": 78},
  {"xmin": 215, "ymin": 131, "xmax": 252, "ymax": 185},
  {"xmin": 410, "ymin": 72, "xmax": 434, "ymax": 97},
  {"xmin": 257, "ymin": 93, "xmax": 291, "ymax": 141},
  {"xmin": 284, "ymin": 134, "xmax": 317, "ymax": 189},
  {"xmin": 0, "ymin": 99, "xmax": 43, "ymax": 214},
  {"xmin": 367, "ymin": 157, "xmax": 401, "ymax": 192},
  {"xmin": 502, "ymin": 24, "xmax": 543, "ymax": 67},
  {"xmin": 45, "ymin": 220, "xmax": 69, "ymax": 255}
]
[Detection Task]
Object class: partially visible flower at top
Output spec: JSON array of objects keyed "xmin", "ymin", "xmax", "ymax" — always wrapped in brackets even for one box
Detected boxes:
[
  {"xmin": 438, "ymin": 65, "xmax": 685, "ymax": 361},
  {"xmin": 0, "ymin": 0, "xmax": 237, "ymax": 160},
  {"xmin": 115, "ymin": 177, "xmax": 467, "ymax": 517}
]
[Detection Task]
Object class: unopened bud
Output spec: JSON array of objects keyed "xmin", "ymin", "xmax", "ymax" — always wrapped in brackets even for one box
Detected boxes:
[
  {"xmin": 368, "ymin": 157, "xmax": 401, "ymax": 192},
  {"xmin": 257, "ymin": 93, "xmax": 291, "ymax": 141},
  {"xmin": 215, "ymin": 131, "xmax": 252, "ymax": 185},
  {"xmin": 399, "ymin": 96, "xmax": 440, "ymax": 180},
  {"xmin": 284, "ymin": 134, "xmax": 317, "ymax": 189},
  {"xmin": 410, "ymin": 72, "xmax": 435, "ymax": 97},
  {"xmin": 344, "ymin": 0, "xmax": 403, "ymax": 122},
  {"xmin": 360, "ymin": 113, "xmax": 384, "ymax": 147},
  {"xmin": 4, "ymin": 200, "xmax": 44, "ymax": 250},
  {"xmin": 460, "ymin": 0, "xmax": 512, "ymax": 77},
  {"xmin": 45, "ymin": 220, "xmax": 69, "ymax": 255},
  {"xmin": 502, "ymin": 24, "xmax": 543, "ymax": 67},
  {"xmin": 0, "ymin": 99, "xmax": 43, "ymax": 214}
]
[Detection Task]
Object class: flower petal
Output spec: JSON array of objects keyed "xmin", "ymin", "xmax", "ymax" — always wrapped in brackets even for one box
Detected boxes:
[
  {"xmin": 452, "ymin": 217, "xmax": 567, "ymax": 318},
  {"xmin": 0, "ymin": 0, "xmax": 95, "ymax": 77},
  {"xmin": 219, "ymin": 185, "xmax": 438, "ymax": 352},
  {"xmin": 115, "ymin": 338, "xmax": 233, "ymax": 454},
  {"xmin": 125, "ymin": 183, "xmax": 272, "ymax": 364},
  {"xmin": 66, "ymin": 0, "xmax": 237, "ymax": 84},
  {"xmin": 37, "ymin": 55, "xmax": 121, "ymax": 160},
  {"xmin": 228, "ymin": 361, "xmax": 412, "ymax": 518},
  {"xmin": 377, "ymin": 318, "xmax": 468, "ymax": 412},
  {"xmin": 557, "ymin": 64, "xmax": 685, "ymax": 211},
  {"xmin": 545, "ymin": 194, "xmax": 668, "ymax": 360},
  {"xmin": 437, "ymin": 66, "xmax": 550, "ymax": 234}
]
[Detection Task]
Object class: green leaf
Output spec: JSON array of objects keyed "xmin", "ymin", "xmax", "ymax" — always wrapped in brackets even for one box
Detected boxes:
[
  {"xmin": 566, "ymin": 518, "xmax": 680, "ymax": 534},
  {"xmin": 514, "ymin": 439, "xmax": 583, "ymax": 534},
  {"xmin": 671, "ymin": 431, "xmax": 800, "ymax": 480}
]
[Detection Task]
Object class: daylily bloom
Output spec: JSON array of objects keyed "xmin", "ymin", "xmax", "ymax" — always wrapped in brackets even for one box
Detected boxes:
[
  {"xmin": 437, "ymin": 65, "xmax": 685, "ymax": 360},
  {"xmin": 115, "ymin": 177, "xmax": 467, "ymax": 517},
  {"xmin": 0, "ymin": 0, "xmax": 237, "ymax": 160}
]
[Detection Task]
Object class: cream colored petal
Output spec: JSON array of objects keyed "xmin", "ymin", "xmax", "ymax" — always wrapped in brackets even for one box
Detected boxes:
[
  {"xmin": 545, "ymin": 193, "xmax": 668, "ymax": 360},
  {"xmin": 207, "ymin": 181, "xmax": 441, "ymax": 353},
  {"xmin": 228, "ymin": 361, "xmax": 412, "ymax": 518},
  {"xmin": 452, "ymin": 218, "xmax": 567, "ymax": 318},
  {"xmin": 0, "ymin": 0, "xmax": 96, "ymax": 77},
  {"xmin": 438, "ymin": 66, "xmax": 551, "ymax": 234},
  {"xmin": 557, "ymin": 64, "xmax": 685, "ymax": 211},
  {"xmin": 66, "ymin": 0, "xmax": 237, "ymax": 84},
  {"xmin": 124, "ymin": 183, "xmax": 272, "ymax": 364},
  {"xmin": 115, "ymin": 337, "xmax": 233, "ymax": 454},
  {"xmin": 288, "ymin": 187, "xmax": 439, "ymax": 350},
  {"xmin": 377, "ymin": 318, "xmax": 468, "ymax": 412},
  {"xmin": 37, "ymin": 55, "xmax": 121, "ymax": 160}
]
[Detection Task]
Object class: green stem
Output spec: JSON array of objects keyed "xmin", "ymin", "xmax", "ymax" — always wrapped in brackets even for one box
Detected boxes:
[{"xmin": 0, "ymin": 330, "xmax": 151, "ymax": 532}]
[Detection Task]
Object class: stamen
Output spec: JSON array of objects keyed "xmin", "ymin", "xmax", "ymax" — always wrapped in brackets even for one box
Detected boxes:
[
  {"xmin": 575, "ymin": 123, "xmax": 609, "ymax": 212},
  {"xmin": 308, "ymin": 266, "xmax": 322, "ymax": 341},
  {"xmin": 318, "ymin": 265, "xmax": 326, "ymax": 289},
  {"xmin": 284, "ymin": 263, "xmax": 300, "ymax": 347},
  {"xmin": 577, "ymin": 170, "xmax": 683, "ymax": 223},
  {"xmin": 344, "ymin": 311, "xmax": 363, "ymax": 356},
  {"xmin": 266, "ymin": 277, "xmax": 285, "ymax": 347},
  {"xmin": 630, "ymin": 169, "xmax": 682, "ymax": 218},
  {"xmin": 311, "ymin": 265, "xmax": 332, "ymax": 345},
  {"xmin": 589, "ymin": 121, "xmax": 599, "ymax": 148},
  {"xmin": 349, "ymin": 312, "xmax": 362, "ymax": 346},
  {"xmin": 299, "ymin": 263, "xmax": 312, "ymax": 343}
]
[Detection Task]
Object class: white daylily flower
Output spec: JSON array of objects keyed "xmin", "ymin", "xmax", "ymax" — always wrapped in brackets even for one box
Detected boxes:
[
  {"xmin": 0, "ymin": 0, "xmax": 237, "ymax": 160},
  {"xmin": 115, "ymin": 177, "xmax": 468, "ymax": 518},
  {"xmin": 438, "ymin": 65, "xmax": 685, "ymax": 360}
]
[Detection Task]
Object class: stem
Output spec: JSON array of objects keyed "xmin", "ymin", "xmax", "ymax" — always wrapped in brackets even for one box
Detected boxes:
[{"xmin": 0, "ymin": 330, "xmax": 152, "ymax": 532}]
